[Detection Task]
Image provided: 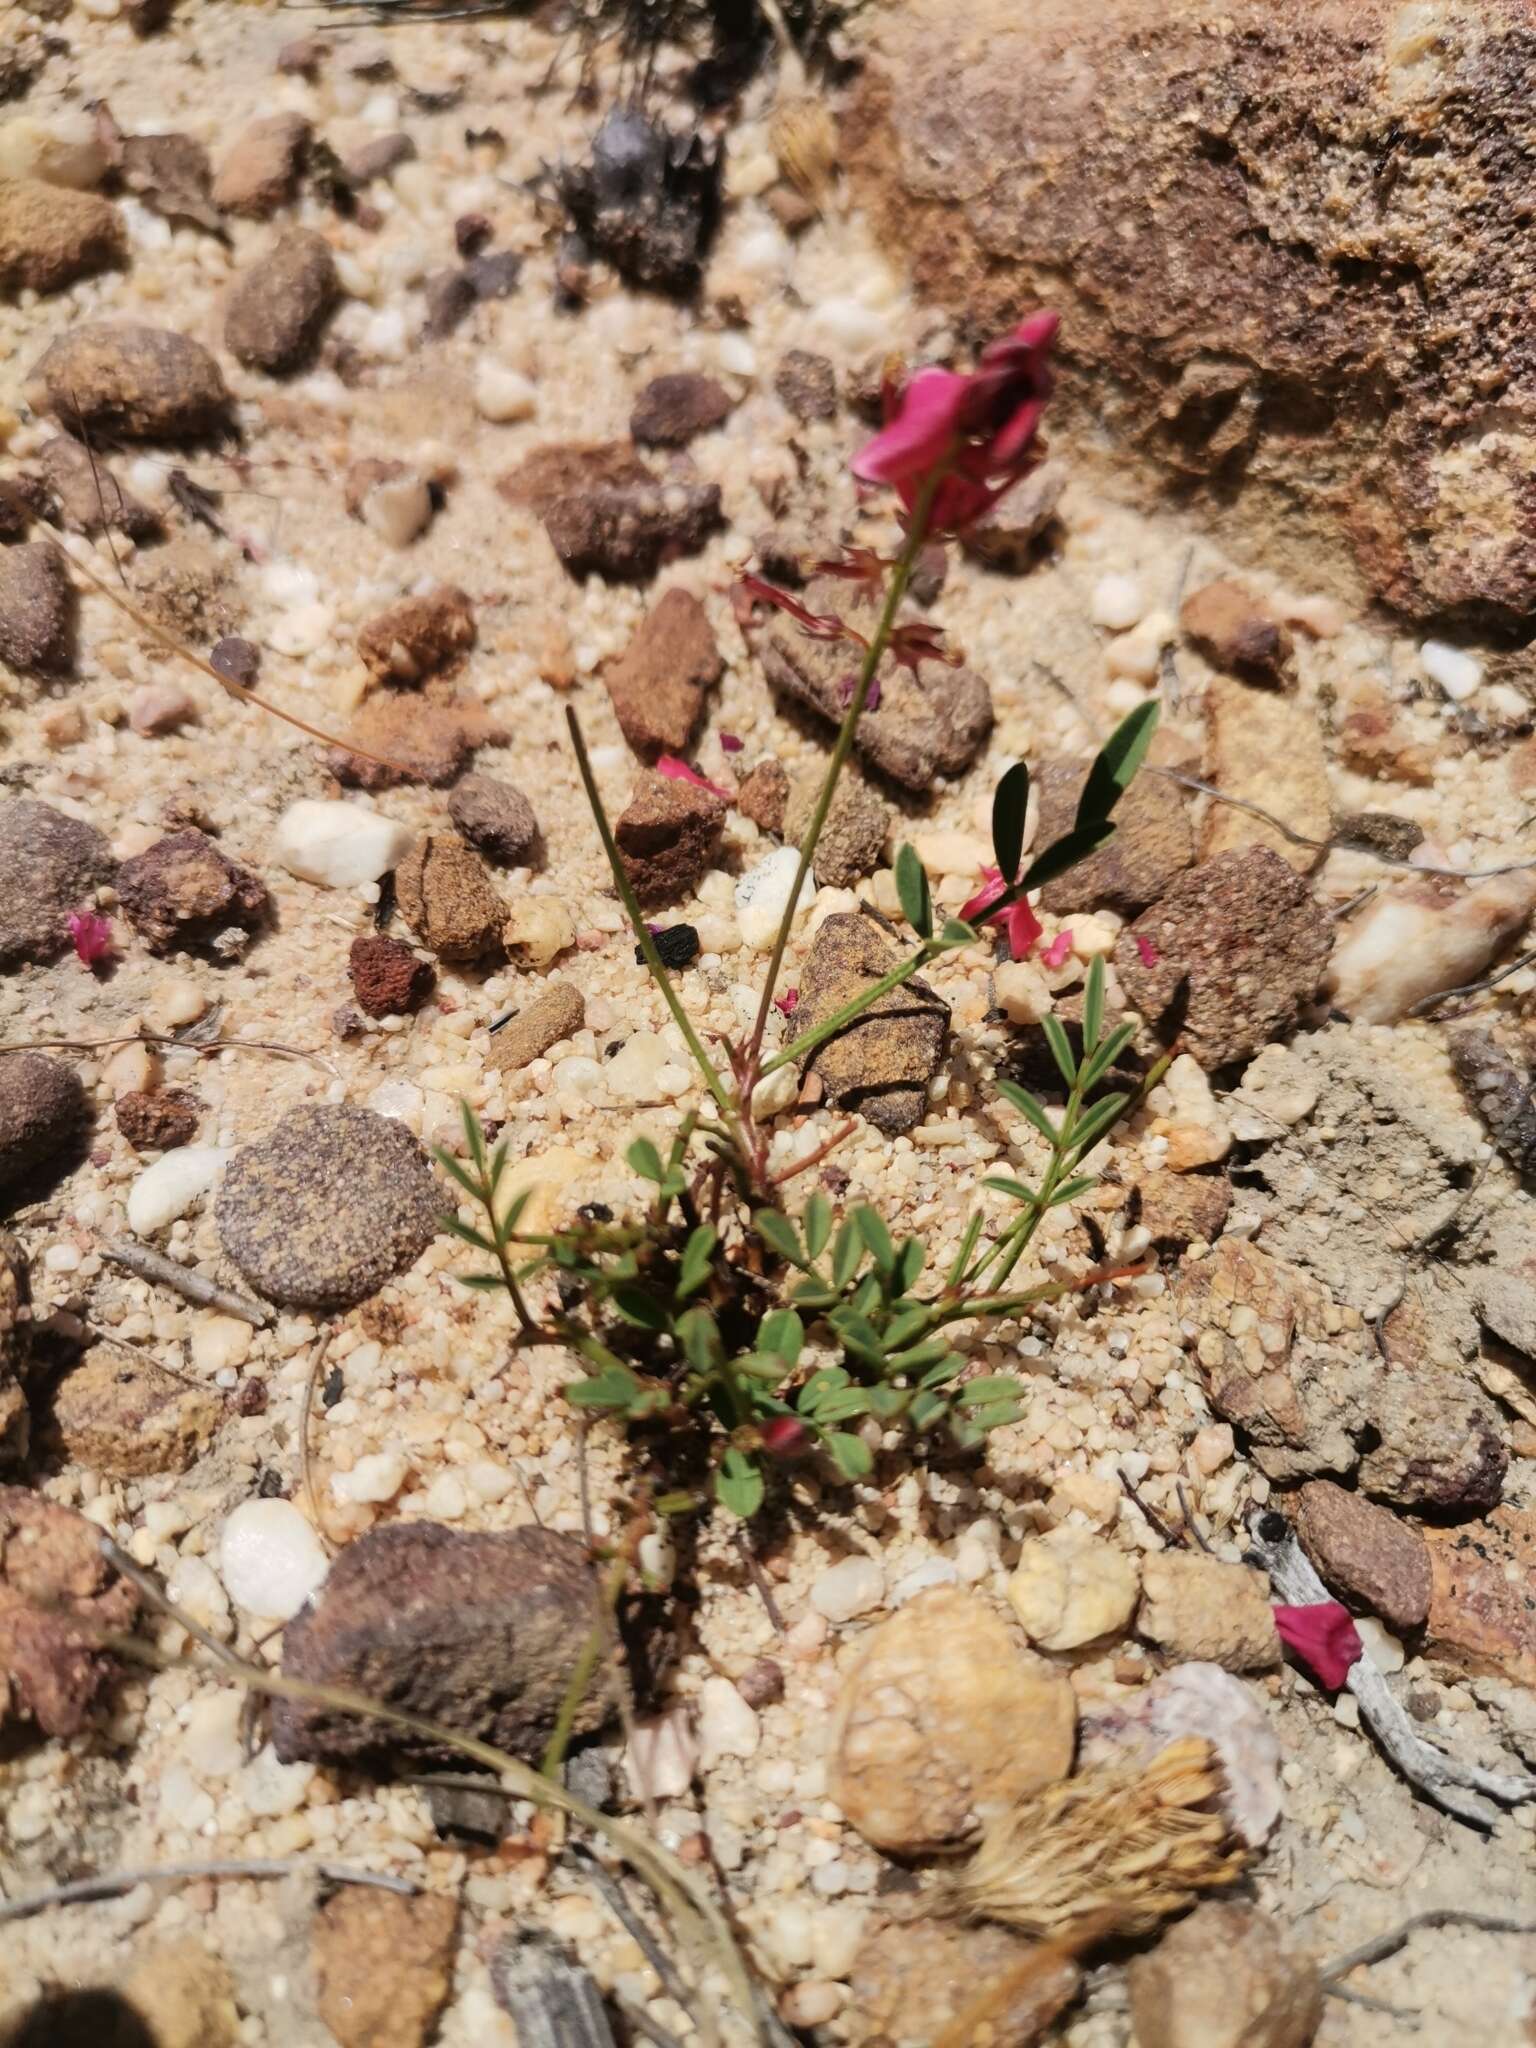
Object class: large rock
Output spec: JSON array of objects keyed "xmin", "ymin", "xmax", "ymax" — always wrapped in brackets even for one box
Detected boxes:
[
  {"xmin": 52, "ymin": 1347, "xmax": 221, "ymax": 1478},
  {"xmin": 0, "ymin": 1486, "xmax": 139, "ymax": 1736},
  {"xmin": 30, "ymin": 322, "xmax": 229, "ymax": 441},
  {"xmin": 796, "ymin": 911, "xmax": 949, "ymax": 1135},
  {"xmin": 0, "ymin": 798, "xmax": 116, "ymax": 966},
  {"xmin": 272, "ymin": 1522, "xmax": 619, "ymax": 1766},
  {"xmin": 0, "ymin": 1052, "xmax": 87, "ymax": 1194},
  {"xmin": 846, "ymin": 0, "xmax": 1536, "ymax": 637},
  {"xmin": 1126, "ymin": 1901, "xmax": 1322, "ymax": 2048},
  {"xmin": 1293, "ymin": 1481, "xmax": 1432, "ymax": 1634},
  {"xmin": 847, "ymin": 1913, "xmax": 1081, "ymax": 2048},
  {"xmin": 827, "ymin": 1586, "xmax": 1075, "ymax": 1855}
]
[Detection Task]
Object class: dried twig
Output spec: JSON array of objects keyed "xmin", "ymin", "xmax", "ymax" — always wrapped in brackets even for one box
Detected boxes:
[
  {"xmin": 0, "ymin": 1031, "xmax": 337, "ymax": 1076},
  {"xmin": 573, "ymin": 1846, "xmax": 698, "ymax": 2021},
  {"xmin": 1245, "ymin": 1514, "xmax": 1536, "ymax": 1828},
  {"xmin": 299, "ymin": 1328, "xmax": 339, "ymax": 1554},
  {"xmin": 0, "ymin": 1858, "xmax": 419, "ymax": 1924},
  {"xmin": 1157, "ymin": 767, "xmax": 1536, "ymax": 882},
  {"xmin": 1321, "ymin": 1907, "xmax": 1536, "ymax": 1985},
  {"xmin": 102, "ymin": 1238, "xmax": 270, "ymax": 1328},
  {"xmin": 1409, "ymin": 947, "xmax": 1536, "ymax": 1017}
]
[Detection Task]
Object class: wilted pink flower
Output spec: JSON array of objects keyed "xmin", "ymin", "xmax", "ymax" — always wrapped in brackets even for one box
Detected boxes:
[
  {"xmin": 1133, "ymin": 933, "xmax": 1160, "ymax": 968},
  {"xmin": 837, "ymin": 672, "xmax": 881, "ymax": 712},
  {"xmin": 853, "ymin": 312, "xmax": 1059, "ymax": 534},
  {"xmin": 772, "ymin": 987, "xmax": 799, "ymax": 1017},
  {"xmin": 960, "ymin": 865, "xmax": 1043, "ymax": 963},
  {"xmin": 738, "ymin": 575, "xmax": 866, "ymax": 648},
  {"xmin": 1041, "ymin": 929, "xmax": 1073, "ymax": 970},
  {"xmin": 760, "ymin": 1416, "xmax": 807, "ymax": 1457},
  {"xmin": 812, "ymin": 544, "xmax": 888, "ymax": 587},
  {"xmin": 1272, "ymin": 1601, "xmax": 1362, "ymax": 1691},
  {"xmin": 889, "ymin": 619, "xmax": 961, "ymax": 677},
  {"xmin": 655, "ymin": 755, "xmax": 732, "ymax": 802},
  {"xmin": 67, "ymin": 908, "xmax": 113, "ymax": 967},
  {"xmin": 719, "ymin": 732, "xmax": 743, "ymax": 753}
]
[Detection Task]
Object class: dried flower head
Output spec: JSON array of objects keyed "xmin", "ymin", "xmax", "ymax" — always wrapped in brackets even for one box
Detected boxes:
[{"xmin": 933, "ymin": 1737, "xmax": 1246, "ymax": 1943}]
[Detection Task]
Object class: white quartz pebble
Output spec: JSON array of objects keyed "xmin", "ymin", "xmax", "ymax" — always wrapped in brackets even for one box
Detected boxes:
[
  {"xmin": 361, "ymin": 470, "xmax": 432, "ymax": 548},
  {"xmin": 1090, "ymin": 572, "xmax": 1145, "ymax": 631},
  {"xmin": 736, "ymin": 847, "xmax": 814, "ymax": 951},
  {"xmin": 273, "ymin": 800, "xmax": 414, "ymax": 888},
  {"xmin": 810, "ymin": 1554, "xmax": 885, "ymax": 1623},
  {"xmin": 475, "ymin": 360, "xmax": 537, "ymax": 422},
  {"xmin": 332, "ymin": 1450, "xmax": 408, "ymax": 1504},
  {"xmin": 697, "ymin": 1676, "xmax": 760, "ymax": 1767},
  {"xmin": 1421, "ymin": 639, "xmax": 1482, "ymax": 701},
  {"xmin": 219, "ymin": 1499, "xmax": 329, "ymax": 1621},
  {"xmin": 125, "ymin": 1145, "xmax": 230, "ymax": 1234}
]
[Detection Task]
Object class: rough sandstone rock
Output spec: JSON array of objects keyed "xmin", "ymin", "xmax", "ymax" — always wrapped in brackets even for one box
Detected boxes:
[
  {"xmin": 224, "ymin": 228, "xmax": 337, "ymax": 374},
  {"xmin": 120, "ymin": 1940, "xmax": 240, "ymax": 2048},
  {"xmin": 1203, "ymin": 678, "xmax": 1332, "ymax": 875},
  {"xmin": 357, "ymin": 586, "xmax": 475, "ymax": 684},
  {"xmin": 396, "ymin": 833, "xmax": 507, "ymax": 959},
  {"xmin": 847, "ymin": 1913, "xmax": 1081, "ymax": 2048},
  {"xmin": 348, "ymin": 933, "xmax": 435, "ymax": 1018},
  {"xmin": 0, "ymin": 1234, "xmax": 30, "ymax": 1464},
  {"xmin": 38, "ymin": 434, "xmax": 161, "ymax": 540},
  {"xmin": 1126, "ymin": 1901, "xmax": 1323, "ymax": 2048},
  {"xmin": 735, "ymin": 758, "xmax": 789, "ymax": 834},
  {"xmin": 846, "ymin": 0, "xmax": 1536, "ymax": 637},
  {"xmin": 1181, "ymin": 578, "xmax": 1294, "ymax": 683},
  {"xmin": 1007, "ymin": 1526, "xmax": 1140, "ymax": 1651},
  {"xmin": 1032, "ymin": 756, "xmax": 1193, "ymax": 915},
  {"xmin": 1293, "ymin": 1480, "xmax": 1432, "ymax": 1634},
  {"xmin": 0, "ymin": 1486, "xmax": 139, "ymax": 1736},
  {"xmin": 615, "ymin": 774, "xmax": 725, "ymax": 905},
  {"xmin": 1125, "ymin": 1167, "xmax": 1231, "ymax": 1252},
  {"xmin": 0, "ymin": 540, "xmax": 74, "ymax": 676},
  {"xmin": 273, "ymin": 1522, "xmax": 618, "ymax": 1765},
  {"xmin": 959, "ymin": 461, "xmax": 1066, "ymax": 573},
  {"xmin": 0, "ymin": 176, "xmax": 123, "ymax": 291},
  {"xmin": 760, "ymin": 576, "xmax": 992, "ymax": 791},
  {"xmin": 784, "ymin": 768, "xmax": 891, "ymax": 887},
  {"xmin": 630, "ymin": 371, "xmax": 734, "ymax": 446},
  {"xmin": 498, "ymin": 440, "xmax": 721, "ymax": 582},
  {"xmin": 52, "ymin": 1347, "xmax": 222, "ymax": 1477},
  {"xmin": 1425, "ymin": 1506, "xmax": 1536, "ymax": 1687},
  {"xmin": 604, "ymin": 586, "xmax": 723, "ymax": 757},
  {"xmin": 774, "ymin": 347, "xmax": 838, "ymax": 422},
  {"xmin": 0, "ymin": 799, "xmax": 116, "ymax": 965},
  {"xmin": 1136, "ymin": 1553, "xmax": 1281, "ymax": 1673},
  {"xmin": 211, "ymin": 112, "xmax": 310, "ymax": 217},
  {"xmin": 329, "ymin": 687, "xmax": 505, "ymax": 791},
  {"xmin": 116, "ymin": 829, "xmax": 268, "ymax": 952},
  {"xmin": 0, "ymin": 1052, "xmax": 88, "ymax": 1193},
  {"xmin": 796, "ymin": 912, "xmax": 949, "ymax": 1135},
  {"xmin": 313, "ymin": 1890, "xmax": 459, "ymax": 2048},
  {"xmin": 828, "ymin": 1586, "xmax": 1076, "ymax": 1854},
  {"xmin": 116, "ymin": 1088, "xmax": 202, "ymax": 1152},
  {"xmin": 1116, "ymin": 849, "xmax": 1333, "ymax": 1070},
  {"xmin": 488, "ymin": 982, "xmax": 586, "ymax": 1072},
  {"xmin": 30, "ymin": 322, "xmax": 230, "ymax": 440}
]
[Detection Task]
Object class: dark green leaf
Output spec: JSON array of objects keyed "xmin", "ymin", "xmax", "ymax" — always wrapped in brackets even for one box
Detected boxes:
[
  {"xmin": 886, "ymin": 1338, "xmax": 954, "ymax": 1372},
  {"xmin": 737, "ymin": 1351, "xmax": 789, "ymax": 1380},
  {"xmin": 991, "ymin": 761, "xmax": 1031, "ymax": 884},
  {"xmin": 1021, "ymin": 823, "xmax": 1116, "ymax": 894},
  {"xmin": 626, "ymin": 1137, "xmax": 664, "ymax": 1183},
  {"xmin": 715, "ymin": 1449, "xmax": 764, "ymax": 1519},
  {"xmin": 610, "ymin": 1284, "xmax": 669, "ymax": 1331},
  {"xmin": 1076, "ymin": 700, "xmax": 1160, "ymax": 829},
  {"xmin": 868, "ymin": 1384, "xmax": 908, "ymax": 1418},
  {"xmin": 831, "ymin": 1219, "xmax": 864, "ymax": 1291},
  {"xmin": 461, "ymin": 1099, "xmax": 488, "ymax": 1173},
  {"xmin": 1079, "ymin": 1020, "xmax": 1138, "ymax": 1092},
  {"xmin": 676, "ymin": 1305, "xmax": 721, "ymax": 1371},
  {"xmin": 1048, "ymin": 1174, "xmax": 1098, "ymax": 1207},
  {"xmin": 827, "ymin": 1432, "xmax": 874, "ymax": 1480},
  {"xmin": 655, "ymin": 1490, "xmax": 702, "ymax": 1517},
  {"xmin": 760, "ymin": 1308, "xmax": 804, "ymax": 1366},
  {"xmin": 917, "ymin": 1352, "xmax": 966, "ymax": 1389},
  {"xmin": 440, "ymin": 1214, "xmax": 499, "ymax": 1255},
  {"xmin": 1042, "ymin": 1013, "xmax": 1078, "ymax": 1087},
  {"xmin": 566, "ymin": 1365, "xmax": 641, "ymax": 1410},
  {"xmin": 996, "ymin": 1079, "xmax": 1058, "ymax": 1144},
  {"xmin": 434, "ymin": 1149, "xmax": 487, "ymax": 1203},
  {"xmin": 676, "ymin": 1224, "xmax": 717, "ymax": 1300},
  {"xmin": 909, "ymin": 1388, "xmax": 949, "ymax": 1428},
  {"xmin": 894, "ymin": 843, "xmax": 933, "ymax": 940},
  {"xmin": 834, "ymin": 1313, "xmax": 885, "ymax": 1364},
  {"xmin": 946, "ymin": 1211, "xmax": 984, "ymax": 1289},
  {"xmin": 848, "ymin": 1272, "xmax": 882, "ymax": 1318},
  {"xmin": 958, "ymin": 1374, "xmax": 1022, "ymax": 1406},
  {"xmin": 458, "ymin": 1271, "xmax": 511, "ymax": 1291},
  {"xmin": 1082, "ymin": 955, "xmax": 1105, "ymax": 1052},
  {"xmin": 799, "ymin": 1365, "xmax": 850, "ymax": 1408},
  {"xmin": 813, "ymin": 1387, "xmax": 875, "ymax": 1423},
  {"xmin": 940, "ymin": 917, "xmax": 979, "ymax": 947},
  {"xmin": 754, "ymin": 1209, "xmax": 804, "ymax": 1267},
  {"xmin": 894, "ymin": 1237, "xmax": 924, "ymax": 1293},
  {"xmin": 883, "ymin": 1306, "xmax": 930, "ymax": 1352},
  {"xmin": 853, "ymin": 1205, "xmax": 895, "ymax": 1274},
  {"xmin": 982, "ymin": 1175, "xmax": 1042, "ymax": 1207},
  {"xmin": 802, "ymin": 1190, "xmax": 832, "ymax": 1262},
  {"xmin": 791, "ymin": 1280, "xmax": 838, "ymax": 1309}
]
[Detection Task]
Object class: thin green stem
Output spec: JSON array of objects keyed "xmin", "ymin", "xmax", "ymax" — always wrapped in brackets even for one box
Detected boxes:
[
  {"xmin": 566, "ymin": 707, "xmax": 740, "ymax": 1129},
  {"xmin": 742, "ymin": 466, "xmax": 949, "ymax": 1079},
  {"xmin": 757, "ymin": 931, "xmax": 961, "ymax": 1077},
  {"xmin": 541, "ymin": 1551, "xmax": 628, "ymax": 1779}
]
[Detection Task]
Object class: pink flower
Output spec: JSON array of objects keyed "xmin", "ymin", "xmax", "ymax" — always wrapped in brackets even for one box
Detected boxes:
[
  {"xmin": 655, "ymin": 755, "xmax": 731, "ymax": 802},
  {"xmin": 960, "ymin": 866, "xmax": 1043, "ymax": 964},
  {"xmin": 1133, "ymin": 933, "xmax": 1160, "ymax": 968},
  {"xmin": 1041, "ymin": 929, "xmax": 1073, "ymax": 970},
  {"xmin": 719, "ymin": 732, "xmax": 743, "ymax": 753},
  {"xmin": 67, "ymin": 908, "xmax": 113, "ymax": 967},
  {"xmin": 1272, "ymin": 1602, "xmax": 1362, "ymax": 1691},
  {"xmin": 853, "ymin": 312, "xmax": 1059, "ymax": 534},
  {"xmin": 760, "ymin": 1417, "xmax": 808, "ymax": 1457},
  {"xmin": 837, "ymin": 672, "xmax": 881, "ymax": 712},
  {"xmin": 772, "ymin": 988, "xmax": 799, "ymax": 1017}
]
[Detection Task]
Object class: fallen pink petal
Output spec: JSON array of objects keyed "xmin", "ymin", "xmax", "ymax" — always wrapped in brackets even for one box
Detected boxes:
[
  {"xmin": 1272, "ymin": 1602, "xmax": 1363, "ymax": 1691},
  {"xmin": 772, "ymin": 987, "xmax": 799, "ymax": 1016},
  {"xmin": 961, "ymin": 867, "xmax": 1043, "ymax": 963},
  {"xmin": 655, "ymin": 755, "xmax": 732, "ymax": 802},
  {"xmin": 1042, "ymin": 929, "xmax": 1073, "ymax": 969},
  {"xmin": 67, "ymin": 909, "xmax": 113, "ymax": 967},
  {"xmin": 718, "ymin": 732, "xmax": 743, "ymax": 753},
  {"xmin": 1133, "ymin": 933, "xmax": 1160, "ymax": 968}
]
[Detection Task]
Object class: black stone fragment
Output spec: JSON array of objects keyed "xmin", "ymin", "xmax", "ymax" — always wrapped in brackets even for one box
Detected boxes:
[{"xmin": 638, "ymin": 922, "xmax": 700, "ymax": 969}]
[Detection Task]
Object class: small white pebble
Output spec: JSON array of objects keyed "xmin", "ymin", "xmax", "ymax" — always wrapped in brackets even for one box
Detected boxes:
[
  {"xmin": 361, "ymin": 471, "xmax": 432, "ymax": 548},
  {"xmin": 1090, "ymin": 573, "xmax": 1145, "ymax": 632},
  {"xmin": 332, "ymin": 1450, "xmax": 408, "ymax": 1505},
  {"xmin": 219, "ymin": 1499, "xmax": 329, "ymax": 1621},
  {"xmin": 474, "ymin": 360, "xmax": 537, "ymax": 422},
  {"xmin": 736, "ymin": 847, "xmax": 814, "ymax": 952},
  {"xmin": 191, "ymin": 1316, "xmax": 253, "ymax": 1375},
  {"xmin": 273, "ymin": 800, "xmax": 415, "ymax": 888},
  {"xmin": 125, "ymin": 1146, "xmax": 230, "ymax": 1234},
  {"xmin": 810, "ymin": 1554, "xmax": 885, "ymax": 1624},
  {"xmin": 697, "ymin": 1676, "xmax": 760, "ymax": 1768},
  {"xmin": 1421, "ymin": 639, "xmax": 1482, "ymax": 701}
]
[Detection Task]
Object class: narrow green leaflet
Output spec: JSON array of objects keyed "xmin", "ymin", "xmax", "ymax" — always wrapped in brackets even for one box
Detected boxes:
[
  {"xmin": 676, "ymin": 1225, "xmax": 718, "ymax": 1300},
  {"xmin": 802, "ymin": 1190, "xmax": 832, "ymax": 1262},
  {"xmin": 676, "ymin": 1304, "xmax": 721, "ymax": 1371},
  {"xmin": 894, "ymin": 843, "xmax": 933, "ymax": 939},
  {"xmin": 1041, "ymin": 1012, "xmax": 1078, "ymax": 1088},
  {"xmin": 957, "ymin": 1374, "xmax": 1022, "ymax": 1406},
  {"xmin": 982, "ymin": 1175, "xmax": 1042, "ymax": 1207},
  {"xmin": 1076, "ymin": 700, "xmax": 1160, "ymax": 831},
  {"xmin": 610, "ymin": 1283, "xmax": 669, "ymax": 1330},
  {"xmin": 1079, "ymin": 1020, "xmax": 1138, "ymax": 1092},
  {"xmin": 1082, "ymin": 954, "xmax": 1105, "ymax": 1052},
  {"xmin": 831, "ymin": 1219, "xmax": 864, "ymax": 1290},
  {"xmin": 760, "ymin": 1307, "xmax": 804, "ymax": 1366},
  {"xmin": 567, "ymin": 1365, "xmax": 642, "ymax": 1410},
  {"xmin": 1066, "ymin": 1090, "xmax": 1131, "ymax": 1160},
  {"xmin": 626, "ymin": 1137, "xmax": 664, "ymax": 1183},
  {"xmin": 894, "ymin": 1237, "xmax": 925, "ymax": 1293},
  {"xmin": 853, "ymin": 1205, "xmax": 895, "ymax": 1275},
  {"xmin": 991, "ymin": 761, "xmax": 1031, "ymax": 884},
  {"xmin": 1048, "ymin": 1174, "xmax": 1098, "ymax": 1208},
  {"xmin": 940, "ymin": 917, "xmax": 979, "ymax": 947},
  {"xmin": 827, "ymin": 1432, "xmax": 874, "ymax": 1480},
  {"xmin": 440, "ymin": 1215, "xmax": 498, "ymax": 1255},
  {"xmin": 754, "ymin": 1209, "xmax": 804, "ymax": 1267},
  {"xmin": 996, "ymin": 1078, "xmax": 1058, "ymax": 1143},
  {"xmin": 715, "ymin": 1449, "xmax": 764, "ymax": 1518},
  {"xmin": 1021, "ymin": 823, "xmax": 1115, "ymax": 894}
]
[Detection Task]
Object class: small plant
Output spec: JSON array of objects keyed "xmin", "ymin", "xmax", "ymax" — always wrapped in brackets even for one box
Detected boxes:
[{"xmin": 439, "ymin": 312, "xmax": 1168, "ymax": 1527}]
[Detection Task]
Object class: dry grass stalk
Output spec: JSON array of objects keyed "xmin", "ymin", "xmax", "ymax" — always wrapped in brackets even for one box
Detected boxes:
[
  {"xmin": 769, "ymin": 97, "xmax": 839, "ymax": 210},
  {"xmin": 932, "ymin": 1737, "xmax": 1248, "ymax": 1943}
]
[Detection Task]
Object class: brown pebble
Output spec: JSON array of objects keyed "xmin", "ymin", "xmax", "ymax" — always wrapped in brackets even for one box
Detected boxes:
[
  {"xmin": 212, "ymin": 113, "xmax": 311, "ymax": 218},
  {"xmin": 604, "ymin": 587, "xmax": 722, "ymax": 758},
  {"xmin": 0, "ymin": 1486, "xmax": 140, "ymax": 1737},
  {"xmin": 115, "ymin": 1089, "xmax": 202, "ymax": 1153},
  {"xmin": 448, "ymin": 773, "xmax": 539, "ymax": 866},
  {"xmin": 116, "ymin": 829, "xmax": 268, "ymax": 953},
  {"xmin": 396, "ymin": 834, "xmax": 507, "ymax": 960},
  {"xmin": 314, "ymin": 1888, "xmax": 460, "ymax": 2048},
  {"xmin": 0, "ymin": 178, "xmax": 124, "ymax": 293},
  {"xmin": 1294, "ymin": 1480, "xmax": 1432, "ymax": 1634},
  {"xmin": 349, "ymin": 933, "xmax": 435, "ymax": 1018},
  {"xmin": 614, "ymin": 774, "xmax": 725, "ymax": 906},
  {"xmin": 737, "ymin": 1657, "xmax": 785, "ymax": 1708},
  {"xmin": 488, "ymin": 982, "xmax": 586, "ymax": 1072},
  {"xmin": 774, "ymin": 348, "xmax": 837, "ymax": 422},
  {"xmin": 736, "ymin": 758, "xmax": 789, "ymax": 835},
  {"xmin": 52, "ymin": 1347, "xmax": 222, "ymax": 1479},
  {"xmin": 225, "ymin": 228, "xmax": 338, "ymax": 375},
  {"xmin": 1181, "ymin": 577, "xmax": 1295, "ymax": 683},
  {"xmin": 0, "ymin": 541, "xmax": 74, "ymax": 677},
  {"xmin": 235, "ymin": 1378, "xmax": 269, "ymax": 1417},
  {"xmin": 31, "ymin": 323, "xmax": 230, "ymax": 443},
  {"xmin": 630, "ymin": 372, "xmax": 734, "ymax": 447},
  {"xmin": 357, "ymin": 586, "xmax": 475, "ymax": 684}
]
